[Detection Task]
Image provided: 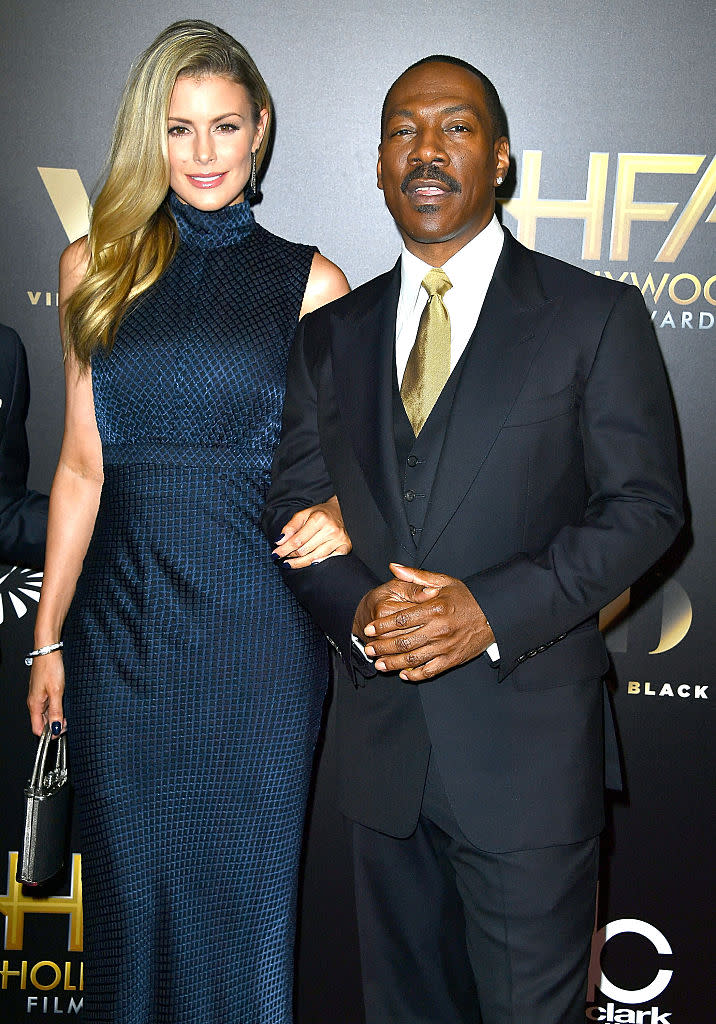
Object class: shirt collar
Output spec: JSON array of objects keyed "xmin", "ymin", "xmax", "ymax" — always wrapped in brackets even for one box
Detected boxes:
[{"xmin": 398, "ymin": 215, "xmax": 504, "ymax": 310}]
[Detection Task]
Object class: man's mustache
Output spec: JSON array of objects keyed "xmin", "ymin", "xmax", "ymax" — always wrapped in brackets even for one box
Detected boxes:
[{"xmin": 400, "ymin": 164, "xmax": 462, "ymax": 194}]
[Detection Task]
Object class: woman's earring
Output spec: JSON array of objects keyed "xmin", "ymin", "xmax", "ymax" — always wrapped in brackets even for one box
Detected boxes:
[{"xmin": 250, "ymin": 150, "xmax": 257, "ymax": 196}]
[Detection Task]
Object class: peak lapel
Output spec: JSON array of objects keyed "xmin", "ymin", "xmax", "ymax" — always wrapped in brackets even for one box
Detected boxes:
[
  {"xmin": 332, "ymin": 264, "xmax": 413, "ymax": 552},
  {"xmin": 417, "ymin": 232, "xmax": 560, "ymax": 562}
]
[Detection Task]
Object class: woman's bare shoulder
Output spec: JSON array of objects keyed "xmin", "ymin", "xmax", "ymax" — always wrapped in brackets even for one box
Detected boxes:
[
  {"xmin": 300, "ymin": 253, "xmax": 350, "ymax": 317},
  {"xmin": 59, "ymin": 236, "xmax": 90, "ymax": 296}
]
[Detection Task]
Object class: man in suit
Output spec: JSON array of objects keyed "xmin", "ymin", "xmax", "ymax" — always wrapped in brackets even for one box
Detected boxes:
[
  {"xmin": 0, "ymin": 324, "xmax": 47, "ymax": 568},
  {"xmin": 263, "ymin": 56, "xmax": 682, "ymax": 1023}
]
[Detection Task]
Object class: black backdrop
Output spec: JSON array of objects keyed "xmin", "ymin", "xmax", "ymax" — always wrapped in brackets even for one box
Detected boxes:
[{"xmin": 1, "ymin": 1, "xmax": 713, "ymax": 1020}]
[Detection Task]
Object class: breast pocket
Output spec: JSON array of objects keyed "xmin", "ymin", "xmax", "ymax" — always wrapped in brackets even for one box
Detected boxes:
[{"xmin": 504, "ymin": 384, "xmax": 577, "ymax": 427}]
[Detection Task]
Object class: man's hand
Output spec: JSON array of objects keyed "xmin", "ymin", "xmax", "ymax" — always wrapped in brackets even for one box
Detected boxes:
[
  {"xmin": 361, "ymin": 563, "xmax": 495, "ymax": 681},
  {"xmin": 352, "ymin": 572, "xmax": 440, "ymax": 640}
]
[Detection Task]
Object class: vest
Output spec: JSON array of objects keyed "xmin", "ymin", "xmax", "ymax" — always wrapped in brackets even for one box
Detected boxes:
[{"xmin": 392, "ymin": 350, "xmax": 467, "ymax": 549}]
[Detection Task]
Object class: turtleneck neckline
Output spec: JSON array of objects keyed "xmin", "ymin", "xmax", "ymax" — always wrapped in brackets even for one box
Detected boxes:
[{"xmin": 169, "ymin": 192, "xmax": 255, "ymax": 250}]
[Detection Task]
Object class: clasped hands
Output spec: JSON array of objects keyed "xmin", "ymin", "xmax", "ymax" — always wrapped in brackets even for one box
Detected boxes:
[{"xmin": 353, "ymin": 563, "xmax": 495, "ymax": 682}]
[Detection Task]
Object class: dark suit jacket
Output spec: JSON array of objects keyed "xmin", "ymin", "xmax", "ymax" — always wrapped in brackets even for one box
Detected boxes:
[
  {"xmin": 263, "ymin": 228, "xmax": 683, "ymax": 853},
  {"xmin": 0, "ymin": 325, "xmax": 48, "ymax": 568}
]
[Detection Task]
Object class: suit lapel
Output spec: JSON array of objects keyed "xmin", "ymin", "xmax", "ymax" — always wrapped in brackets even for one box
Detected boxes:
[
  {"xmin": 332, "ymin": 264, "xmax": 413, "ymax": 551},
  {"xmin": 417, "ymin": 231, "xmax": 560, "ymax": 562}
]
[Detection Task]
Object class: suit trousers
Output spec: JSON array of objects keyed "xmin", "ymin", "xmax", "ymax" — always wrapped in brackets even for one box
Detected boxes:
[{"xmin": 351, "ymin": 753, "xmax": 599, "ymax": 1024}]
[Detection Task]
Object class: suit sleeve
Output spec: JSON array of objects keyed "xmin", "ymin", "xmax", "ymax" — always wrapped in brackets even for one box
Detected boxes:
[
  {"xmin": 466, "ymin": 285, "xmax": 683, "ymax": 680},
  {"xmin": 262, "ymin": 313, "xmax": 382, "ymax": 674},
  {"xmin": 0, "ymin": 329, "xmax": 48, "ymax": 568}
]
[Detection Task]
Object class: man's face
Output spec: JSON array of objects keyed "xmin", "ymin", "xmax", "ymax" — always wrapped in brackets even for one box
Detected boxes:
[{"xmin": 377, "ymin": 62, "xmax": 509, "ymax": 265}]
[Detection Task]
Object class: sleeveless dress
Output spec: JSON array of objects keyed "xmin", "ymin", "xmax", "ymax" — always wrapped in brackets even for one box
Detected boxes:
[{"xmin": 63, "ymin": 195, "xmax": 328, "ymax": 1024}]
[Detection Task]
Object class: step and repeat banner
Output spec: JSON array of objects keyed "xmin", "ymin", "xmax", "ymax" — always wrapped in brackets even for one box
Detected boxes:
[{"xmin": 1, "ymin": 1, "xmax": 712, "ymax": 1021}]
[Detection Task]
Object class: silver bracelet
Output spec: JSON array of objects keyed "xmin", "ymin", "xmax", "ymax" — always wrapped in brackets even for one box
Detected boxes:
[{"xmin": 25, "ymin": 641, "xmax": 64, "ymax": 666}]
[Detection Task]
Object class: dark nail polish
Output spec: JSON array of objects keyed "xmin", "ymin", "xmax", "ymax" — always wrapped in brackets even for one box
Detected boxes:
[
  {"xmin": 271, "ymin": 552, "xmax": 281, "ymax": 562},
  {"xmin": 51, "ymin": 721, "xmax": 62, "ymax": 736},
  {"xmin": 274, "ymin": 534, "xmax": 285, "ymax": 545}
]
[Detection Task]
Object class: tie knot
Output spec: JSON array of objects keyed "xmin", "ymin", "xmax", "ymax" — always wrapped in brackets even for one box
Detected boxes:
[{"xmin": 422, "ymin": 268, "xmax": 452, "ymax": 300}]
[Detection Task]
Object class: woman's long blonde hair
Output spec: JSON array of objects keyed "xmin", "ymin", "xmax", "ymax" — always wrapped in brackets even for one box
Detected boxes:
[{"xmin": 65, "ymin": 20, "xmax": 272, "ymax": 368}]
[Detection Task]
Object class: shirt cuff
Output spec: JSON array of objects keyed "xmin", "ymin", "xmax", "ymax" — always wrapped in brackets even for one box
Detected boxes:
[
  {"xmin": 352, "ymin": 630, "xmax": 497, "ymax": 663},
  {"xmin": 351, "ymin": 634, "xmax": 374, "ymax": 663}
]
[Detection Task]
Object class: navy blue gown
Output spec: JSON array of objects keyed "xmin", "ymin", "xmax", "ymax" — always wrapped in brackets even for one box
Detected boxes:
[{"xmin": 63, "ymin": 195, "xmax": 328, "ymax": 1023}]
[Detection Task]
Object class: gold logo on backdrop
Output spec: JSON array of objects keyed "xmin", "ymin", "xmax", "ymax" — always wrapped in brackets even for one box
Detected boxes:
[
  {"xmin": 501, "ymin": 151, "xmax": 716, "ymax": 262},
  {"xmin": 599, "ymin": 579, "xmax": 692, "ymax": 655},
  {"xmin": 38, "ymin": 168, "xmax": 91, "ymax": 242},
  {"xmin": 0, "ymin": 854, "xmax": 83, "ymax": 952}
]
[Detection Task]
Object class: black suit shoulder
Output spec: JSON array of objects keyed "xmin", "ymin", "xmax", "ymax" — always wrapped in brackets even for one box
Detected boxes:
[{"xmin": 508, "ymin": 232, "xmax": 640, "ymax": 316}]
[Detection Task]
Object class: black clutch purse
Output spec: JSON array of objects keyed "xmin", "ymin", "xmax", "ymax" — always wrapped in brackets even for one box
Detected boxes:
[{"xmin": 16, "ymin": 725, "xmax": 70, "ymax": 886}]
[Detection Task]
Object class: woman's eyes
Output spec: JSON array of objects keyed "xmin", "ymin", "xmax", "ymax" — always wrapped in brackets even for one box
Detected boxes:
[{"xmin": 168, "ymin": 123, "xmax": 241, "ymax": 136}]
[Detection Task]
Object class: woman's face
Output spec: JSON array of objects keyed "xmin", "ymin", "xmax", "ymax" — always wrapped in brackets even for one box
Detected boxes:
[{"xmin": 167, "ymin": 74, "xmax": 267, "ymax": 209}]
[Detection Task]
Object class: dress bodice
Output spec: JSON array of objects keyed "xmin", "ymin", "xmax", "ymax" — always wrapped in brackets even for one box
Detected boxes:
[{"xmin": 91, "ymin": 193, "xmax": 316, "ymax": 484}]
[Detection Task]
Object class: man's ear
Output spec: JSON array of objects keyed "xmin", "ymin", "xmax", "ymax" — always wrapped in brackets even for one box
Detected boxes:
[
  {"xmin": 495, "ymin": 137, "xmax": 510, "ymax": 182},
  {"xmin": 377, "ymin": 145, "xmax": 383, "ymax": 192}
]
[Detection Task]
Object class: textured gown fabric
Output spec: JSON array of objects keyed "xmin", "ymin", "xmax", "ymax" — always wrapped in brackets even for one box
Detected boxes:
[{"xmin": 63, "ymin": 194, "xmax": 328, "ymax": 1024}]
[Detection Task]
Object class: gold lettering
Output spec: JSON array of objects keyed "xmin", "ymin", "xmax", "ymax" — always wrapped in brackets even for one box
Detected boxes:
[
  {"xmin": 500, "ymin": 150, "xmax": 609, "ymax": 258},
  {"xmin": 37, "ymin": 168, "xmax": 91, "ymax": 242},
  {"xmin": 628, "ymin": 681, "xmax": 640, "ymax": 694},
  {"xmin": 29, "ymin": 961, "xmax": 61, "ymax": 991},
  {"xmin": 63, "ymin": 962, "xmax": 75, "ymax": 992},
  {"xmin": 610, "ymin": 153, "xmax": 705, "ymax": 261},
  {"xmin": 27, "ymin": 292, "xmax": 41, "ymax": 306},
  {"xmin": 597, "ymin": 270, "xmax": 630, "ymax": 282},
  {"xmin": 656, "ymin": 154, "xmax": 716, "ymax": 261},
  {"xmin": 1, "ymin": 959, "xmax": 27, "ymax": 989},
  {"xmin": 644, "ymin": 681, "xmax": 656, "ymax": 694},
  {"xmin": 0, "ymin": 853, "xmax": 83, "ymax": 952},
  {"xmin": 668, "ymin": 273, "xmax": 701, "ymax": 304},
  {"xmin": 599, "ymin": 588, "xmax": 631, "ymax": 631},
  {"xmin": 649, "ymin": 579, "xmax": 693, "ymax": 654},
  {"xmin": 704, "ymin": 274, "xmax": 716, "ymax": 306},
  {"xmin": 629, "ymin": 271, "xmax": 670, "ymax": 303}
]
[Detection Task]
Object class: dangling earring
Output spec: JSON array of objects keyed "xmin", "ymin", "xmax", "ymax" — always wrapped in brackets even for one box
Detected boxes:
[
  {"xmin": 250, "ymin": 150, "xmax": 257, "ymax": 197},
  {"xmin": 495, "ymin": 175, "xmax": 504, "ymax": 186}
]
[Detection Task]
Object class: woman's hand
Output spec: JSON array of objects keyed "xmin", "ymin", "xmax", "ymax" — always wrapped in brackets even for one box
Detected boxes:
[
  {"xmin": 27, "ymin": 652, "xmax": 66, "ymax": 737},
  {"xmin": 272, "ymin": 495, "xmax": 351, "ymax": 568}
]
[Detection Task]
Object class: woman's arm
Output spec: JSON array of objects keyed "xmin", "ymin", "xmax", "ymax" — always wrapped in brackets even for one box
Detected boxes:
[
  {"xmin": 273, "ymin": 254, "xmax": 351, "ymax": 566},
  {"xmin": 27, "ymin": 239, "xmax": 104, "ymax": 735}
]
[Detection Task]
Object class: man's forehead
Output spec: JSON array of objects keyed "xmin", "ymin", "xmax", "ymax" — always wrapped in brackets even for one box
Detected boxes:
[{"xmin": 384, "ymin": 63, "xmax": 486, "ymax": 117}]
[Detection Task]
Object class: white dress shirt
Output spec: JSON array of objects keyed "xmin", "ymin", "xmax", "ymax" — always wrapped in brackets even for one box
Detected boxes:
[
  {"xmin": 395, "ymin": 214, "xmax": 504, "ymax": 386},
  {"xmin": 352, "ymin": 217, "xmax": 503, "ymax": 667}
]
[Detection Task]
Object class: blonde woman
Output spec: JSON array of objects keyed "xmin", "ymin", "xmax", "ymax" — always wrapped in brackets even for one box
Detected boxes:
[{"xmin": 27, "ymin": 20, "xmax": 350, "ymax": 1023}]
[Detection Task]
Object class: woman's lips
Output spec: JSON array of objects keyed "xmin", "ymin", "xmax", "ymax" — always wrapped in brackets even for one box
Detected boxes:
[{"xmin": 186, "ymin": 172, "xmax": 228, "ymax": 189}]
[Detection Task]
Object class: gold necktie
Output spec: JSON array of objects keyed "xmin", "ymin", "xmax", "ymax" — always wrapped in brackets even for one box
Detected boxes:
[{"xmin": 401, "ymin": 268, "xmax": 453, "ymax": 436}]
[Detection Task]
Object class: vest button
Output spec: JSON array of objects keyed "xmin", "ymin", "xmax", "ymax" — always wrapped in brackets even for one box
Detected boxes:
[
  {"xmin": 406, "ymin": 455, "xmax": 418, "ymax": 467},
  {"xmin": 410, "ymin": 525, "xmax": 417, "ymax": 537},
  {"xmin": 404, "ymin": 489, "xmax": 416, "ymax": 502}
]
